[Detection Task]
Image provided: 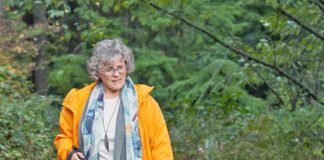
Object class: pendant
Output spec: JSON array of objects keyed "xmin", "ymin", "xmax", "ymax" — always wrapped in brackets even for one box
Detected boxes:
[{"xmin": 104, "ymin": 134, "xmax": 109, "ymax": 152}]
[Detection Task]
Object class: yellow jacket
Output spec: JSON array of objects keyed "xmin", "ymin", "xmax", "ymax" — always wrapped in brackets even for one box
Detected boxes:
[{"xmin": 54, "ymin": 82, "xmax": 173, "ymax": 160}]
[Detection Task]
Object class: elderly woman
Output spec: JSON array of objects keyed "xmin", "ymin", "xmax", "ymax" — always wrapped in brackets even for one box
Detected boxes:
[{"xmin": 54, "ymin": 39, "xmax": 173, "ymax": 160}]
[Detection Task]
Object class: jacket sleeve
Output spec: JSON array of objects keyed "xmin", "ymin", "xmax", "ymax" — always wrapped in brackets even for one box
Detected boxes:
[
  {"xmin": 148, "ymin": 96, "xmax": 174, "ymax": 160},
  {"xmin": 54, "ymin": 89, "xmax": 78, "ymax": 160}
]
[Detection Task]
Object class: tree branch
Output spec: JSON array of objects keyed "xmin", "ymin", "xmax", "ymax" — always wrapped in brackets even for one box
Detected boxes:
[
  {"xmin": 276, "ymin": 7, "xmax": 324, "ymax": 40},
  {"xmin": 248, "ymin": 61, "xmax": 285, "ymax": 107},
  {"xmin": 309, "ymin": 0, "xmax": 324, "ymax": 12},
  {"xmin": 315, "ymin": 59, "xmax": 322, "ymax": 94},
  {"xmin": 72, "ymin": 42, "xmax": 83, "ymax": 54},
  {"xmin": 272, "ymin": 12, "xmax": 280, "ymax": 66},
  {"xmin": 194, "ymin": 50, "xmax": 229, "ymax": 106},
  {"xmin": 319, "ymin": 0, "xmax": 324, "ymax": 5},
  {"xmin": 140, "ymin": 0, "xmax": 324, "ymax": 105}
]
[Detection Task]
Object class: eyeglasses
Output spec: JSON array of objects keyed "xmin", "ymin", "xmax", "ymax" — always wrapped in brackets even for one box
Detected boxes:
[{"xmin": 101, "ymin": 65, "xmax": 126, "ymax": 76}]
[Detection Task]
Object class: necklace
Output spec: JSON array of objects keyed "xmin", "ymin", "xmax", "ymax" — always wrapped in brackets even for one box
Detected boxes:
[{"xmin": 102, "ymin": 96, "xmax": 120, "ymax": 152}]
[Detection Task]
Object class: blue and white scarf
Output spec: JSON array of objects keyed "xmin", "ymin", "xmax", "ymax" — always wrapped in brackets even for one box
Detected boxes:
[{"xmin": 79, "ymin": 76, "xmax": 142, "ymax": 159}]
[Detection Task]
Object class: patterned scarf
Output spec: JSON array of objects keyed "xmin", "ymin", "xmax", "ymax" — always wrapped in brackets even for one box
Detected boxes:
[{"xmin": 79, "ymin": 76, "xmax": 142, "ymax": 159}]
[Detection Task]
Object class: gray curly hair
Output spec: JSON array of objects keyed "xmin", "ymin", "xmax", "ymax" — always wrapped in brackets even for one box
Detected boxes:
[{"xmin": 87, "ymin": 38, "xmax": 135, "ymax": 81}]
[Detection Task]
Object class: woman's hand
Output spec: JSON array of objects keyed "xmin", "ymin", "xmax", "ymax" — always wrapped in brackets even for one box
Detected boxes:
[{"xmin": 70, "ymin": 152, "xmax": 85, "ymax": 160}]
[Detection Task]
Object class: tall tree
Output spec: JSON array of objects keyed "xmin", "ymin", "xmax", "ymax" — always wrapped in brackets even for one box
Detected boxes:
[
  {"xmin": 0, "ymin": 0, "xmax": 3, "ymax": 18},
  {"xmin": 32, "ymin": 1, "xmax": 48, "ymax": 95}
]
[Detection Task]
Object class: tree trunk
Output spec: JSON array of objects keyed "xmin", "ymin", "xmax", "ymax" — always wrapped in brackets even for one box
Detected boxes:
[
  {"xmin": 0, "ymin": 0, "xmax": 3, "ymax": 19},
  {"xmin": 33, "ymin": 1, "xmax": 48, "ymax": 95}
]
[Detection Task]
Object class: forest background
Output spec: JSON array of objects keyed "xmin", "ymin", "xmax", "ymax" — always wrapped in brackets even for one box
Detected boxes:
[{"xmin": 0, "ymin": 0, "xmax": 323, "ymax": 159}]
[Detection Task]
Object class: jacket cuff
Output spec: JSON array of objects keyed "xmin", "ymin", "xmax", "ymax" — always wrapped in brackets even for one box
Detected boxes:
[{"xmin": 66, "ymin": 146, "xmax": 82, "ymax": 160}]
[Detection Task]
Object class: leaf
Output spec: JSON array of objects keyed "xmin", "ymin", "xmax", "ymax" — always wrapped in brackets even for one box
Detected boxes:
[
  {"xmin": 48, "ymin": 9, "xmax": 65, "ymax": 19},
  {"xmin": 114, "ymin": 4, "xmax": 121, "ymax": 12}
]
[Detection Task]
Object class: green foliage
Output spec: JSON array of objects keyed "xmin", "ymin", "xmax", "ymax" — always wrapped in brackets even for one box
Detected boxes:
[
  {"xmin": 0, "ymin": 67, "xmax": 60, "ymax": 159},
  {"xmin": 0, "ymin": 94, "xmax": 60, "ymax": 159},
  {"xmin": 0, "ymin": 66, "xmax": 32, "ymax": 97},
  {"xmin": 168, "ymin": 101, "xmax": 323, "ymax": 159},
  {"xmin": 48, "ymin": 54, "xmax": 91, "ymax": 94},
  {"xmin": 2, "ymin": 0, "xmax": 323, "ymax": 159},
  {"xmin": 0, "ymin": 15, "xmax": 60, "ymax": 159},
  {"xmin": 132, "ymin": 47, "xmax": 177, "ymax": 100}
]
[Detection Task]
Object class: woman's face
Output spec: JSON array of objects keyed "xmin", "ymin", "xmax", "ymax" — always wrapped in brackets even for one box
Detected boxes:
[{"xmin": 98, "ymin": 55, "xmax": 127, "ymax": 96}]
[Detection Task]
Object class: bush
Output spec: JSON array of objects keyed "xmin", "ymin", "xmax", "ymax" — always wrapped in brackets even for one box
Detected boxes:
[
  {"xmin": 0, "ymin": 93, "xmax": 60, "ymax": 159},
  {"xmin": 168, "ymin": 103, "xmax": 324, "ymax": 160}
]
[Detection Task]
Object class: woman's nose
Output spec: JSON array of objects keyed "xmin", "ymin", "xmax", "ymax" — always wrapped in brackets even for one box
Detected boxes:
[{"xmin": 112, "ymin": 70, "xmax": 120, "ymax": 76}]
